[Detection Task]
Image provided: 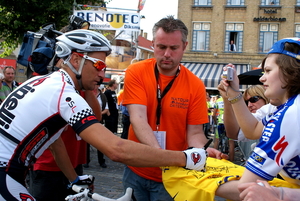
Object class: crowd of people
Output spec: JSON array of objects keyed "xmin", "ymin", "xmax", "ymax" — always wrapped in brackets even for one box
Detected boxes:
[{"xmin": 0, "ymin": 14, "xmax": 300, "ymax": 201}]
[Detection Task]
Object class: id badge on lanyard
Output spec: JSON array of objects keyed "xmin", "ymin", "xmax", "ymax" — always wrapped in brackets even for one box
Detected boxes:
[{"xmin": 153, "ymin": 131, "xmax": 166, "ymax": 149}]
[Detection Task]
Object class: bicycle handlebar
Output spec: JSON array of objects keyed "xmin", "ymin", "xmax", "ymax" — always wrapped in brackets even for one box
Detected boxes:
[{"xmin": 65, "ymin": 185, "xmax": 133, "ymax": 201}]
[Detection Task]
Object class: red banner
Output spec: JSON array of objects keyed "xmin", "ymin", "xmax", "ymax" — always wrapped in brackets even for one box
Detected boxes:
[
  {"xmin": 138, "ymin": 0, "xmax": 146, "ymax": 12},
  {"xmin": 0, "ymin": 58, "xmax": 16, "ymax": 71}
]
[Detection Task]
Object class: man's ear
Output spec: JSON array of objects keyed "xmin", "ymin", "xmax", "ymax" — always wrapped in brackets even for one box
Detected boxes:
[
  {"xmin": 183, "ymin": 41, "xmax": 188, "ymax": 51},
  {"xmin": 69, "ymin": 53, "xmax": 82, "ymax": 69}
]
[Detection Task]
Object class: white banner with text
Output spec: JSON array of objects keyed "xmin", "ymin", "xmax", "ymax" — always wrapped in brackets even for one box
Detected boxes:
[{"xmin": 73, "ymin": 10, "xmax": 141, "ymax": 31}]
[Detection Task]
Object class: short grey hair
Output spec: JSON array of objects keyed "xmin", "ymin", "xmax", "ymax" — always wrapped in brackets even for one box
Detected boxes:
[{"xmin": 152, "ymin": 16, "xmax": 188, "ymax": 43}]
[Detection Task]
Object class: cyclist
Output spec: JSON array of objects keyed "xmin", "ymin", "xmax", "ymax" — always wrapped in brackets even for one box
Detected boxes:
[
  {"xmin": 213, "ymin": 96, "xmax": 235, "ymax": 161},
  {"xmin": 0, "ymin": 29, "xmax": 207, "ymax": 201}
]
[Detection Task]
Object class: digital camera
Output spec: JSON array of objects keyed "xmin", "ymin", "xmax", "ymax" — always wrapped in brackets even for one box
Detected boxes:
[{"xmin": 223, "ymin": 66, "xmax": 234, "ymax": 81}]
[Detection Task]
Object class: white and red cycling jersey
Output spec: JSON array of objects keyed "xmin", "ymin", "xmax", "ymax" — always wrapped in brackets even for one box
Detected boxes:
[
  {"xmin": 246, "ymin": 94, "xmax": 300, "ymax": 185},
  {"xmin": 0, "ymin": 69, "xmax": 98, "ymax": 183}
]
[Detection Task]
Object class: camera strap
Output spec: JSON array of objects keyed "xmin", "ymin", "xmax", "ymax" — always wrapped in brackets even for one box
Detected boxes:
[{"xmin": 154, "ymin": 63, "xmax": 180, "ymax": 131}]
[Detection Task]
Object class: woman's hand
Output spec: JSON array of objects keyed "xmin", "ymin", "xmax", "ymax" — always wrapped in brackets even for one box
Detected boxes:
[
  {"xmin": 220, "ymin": 64, "xmax": 241, "ymax": 98},
  {"xmin": 238, "ymin": 180, "xmax": 281, "ymax": 201}
]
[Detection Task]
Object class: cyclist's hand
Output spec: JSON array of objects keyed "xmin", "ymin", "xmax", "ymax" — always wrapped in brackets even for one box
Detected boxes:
[
  {"xmin": 68, "ymin": 175, "xmax": 95, "ymax": 189},
  {"xmin": 183, "ymin": 147, "xmax": 207, "ymax": 171}
]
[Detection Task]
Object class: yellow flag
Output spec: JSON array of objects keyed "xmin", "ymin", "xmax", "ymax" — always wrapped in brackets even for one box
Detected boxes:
[{"xmin": 162, "ymin": 157, "xmax": 300, "ymax": 201}]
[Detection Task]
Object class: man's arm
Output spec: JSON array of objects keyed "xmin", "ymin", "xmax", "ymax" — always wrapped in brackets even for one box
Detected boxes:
[
  {"xmin": 49, "ymin": 137, "xmax": 77, "ymax": 182},
  {"xmin": 79, "ymin": 122, "xmax": 187, "ymax": 167},
  {"xmin": 102, "ymin": 108, "xmax": 109, "ymax": 115},
  {"xmin": 126, "ymin": 104, "xmax": 161, "ymax": 149},
  {"xmin": 186, "ymin": 124, "xmax": 207, "ymax": 148}
]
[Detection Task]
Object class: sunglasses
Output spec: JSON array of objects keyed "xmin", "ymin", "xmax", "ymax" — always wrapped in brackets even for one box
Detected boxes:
[
  {"xmin": 74, "ymin": 52, "xmax": 106, "ymax": 71},
  {"xmin": 245, "ymin": 96, "xmax": 262, "ymax": 105}
]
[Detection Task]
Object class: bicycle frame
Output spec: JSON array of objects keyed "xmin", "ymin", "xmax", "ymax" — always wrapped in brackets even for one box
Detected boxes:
[{"xmin": 65, "ymin": 185, "xmax": 133, "ymax": 201}]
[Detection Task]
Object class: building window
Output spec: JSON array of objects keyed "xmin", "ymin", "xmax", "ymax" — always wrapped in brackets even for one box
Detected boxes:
[
  {"xmin": 227, "ymin": 0, "xmax": 245, "ymax": 5},
  {"xmin": 194, "ymin": 0, "xmax": 211, "ymax": 5},
  {"xmin": 295, "ymin": 25, "xmax": 300, "ymax": 38},
  {"xmin": 259, "ymin": 24, "xmax": 278, "ymax": 53},
  {"xmin": 224, "ymin": 23, "xmax": 243, "ymax": 52},
  {"xmin": 192, "ymin": 22, "xmax": 210, "ymax": 51},
  {"xmin": 261, "ymin": 0, "xmax": 279, "ymax": 5},
  {"xmin": 297, "ymin": 0, "xmax": 300, "ymax": 6}
]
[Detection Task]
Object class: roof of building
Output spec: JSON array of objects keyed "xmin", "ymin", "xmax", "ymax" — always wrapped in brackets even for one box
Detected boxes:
[{"xmin": 136, "ymin": 35, "xmax": 153, "ymax": 52}]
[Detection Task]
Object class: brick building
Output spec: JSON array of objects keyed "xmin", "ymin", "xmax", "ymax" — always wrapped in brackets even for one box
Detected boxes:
[{"xmin": 178, "ymin": 0, "xmax": 300, "ymax": 89}]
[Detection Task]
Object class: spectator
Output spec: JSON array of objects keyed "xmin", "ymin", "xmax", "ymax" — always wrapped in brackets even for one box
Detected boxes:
[
  {"xmin": 120, "ymin": 102, "xmax": 130, "ymax": 139},
  {"xmin": 122, "ymin": 16, "xmax": 227, "ymax": 201},
  {"xmin": 0, "ymin": 29, "xmax": 207, "ymax": 200},
  {"xmin": 244, "ymin": 85, "xmax": 269, "ymax": 113},
  {"xmin": 98, "ymin": 84, "xmax": 109, "ymax": 119},
  {"xmin": 118, "ymin": 86, "xmax": 130, "ymax": 139},
  {"xmin": 0, "ymin": 73, "xmax": 4, "ymax": 104},
  {"xmin": 203, "ymin": 91, "xmax": 213, "ymax": 139},
  {"xmin": 229, "ymin": 40, "xmax": 237, "ymax": 52},
  {"xmin": 104, "ymin": 79, "xmax": 119, "ymax": 134},
  {"xmin": 0, "ymin": 66, "xmax": 19, "ymax": 102},
  {"xmin": 224, "ymin": 85, "xmax": 270, "ymax": 161},
  {"xmin": 95, "ymin": 84, "xmax": 109, "ymax": 168},
  {"xmin": 215, "ymin": 38, "xmax": 300, "ymax": 200},
  {"xmin": 210, "ymin": 95, "xmax": 218, "ymax": 133},
  {"xmin": 213, "ymin": 96, "xmax": 235, "ymax": 161}
]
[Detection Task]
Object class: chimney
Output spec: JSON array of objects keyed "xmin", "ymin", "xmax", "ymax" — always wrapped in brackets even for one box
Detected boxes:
[
  {"xmin": 143, "ymin": 32, "xmax": 148, "ymax": 39},
  {"xmin": 140, "ymin": 29, "xmax": 144, "ymax": 36}
]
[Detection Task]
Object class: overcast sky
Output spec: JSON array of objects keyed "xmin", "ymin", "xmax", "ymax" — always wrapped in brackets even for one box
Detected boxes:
[{"xmin": 107, "ymin": 0, "xmax": 178, "ymax": 40}]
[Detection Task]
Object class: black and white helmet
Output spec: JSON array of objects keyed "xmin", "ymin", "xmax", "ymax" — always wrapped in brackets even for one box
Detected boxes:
[{"xmin": 55, "ymin": 29, "xmax": 111, "ymax": 57}]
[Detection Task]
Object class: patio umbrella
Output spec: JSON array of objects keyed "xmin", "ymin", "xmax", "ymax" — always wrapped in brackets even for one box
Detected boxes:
[{"xmin": 238, "ymin": 69, "xmax": 263, "ymax": 85}]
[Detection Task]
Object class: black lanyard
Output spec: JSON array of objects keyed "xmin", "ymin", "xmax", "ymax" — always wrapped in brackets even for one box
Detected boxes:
[{"xmin": 154, "ymin": 63, "xmax": 180, "ymax": 131}]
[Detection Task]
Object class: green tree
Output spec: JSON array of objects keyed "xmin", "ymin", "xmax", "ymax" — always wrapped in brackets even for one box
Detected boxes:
[{"xmin": 0, "ymin": 0, "xmax": 109, "ymax": 57}]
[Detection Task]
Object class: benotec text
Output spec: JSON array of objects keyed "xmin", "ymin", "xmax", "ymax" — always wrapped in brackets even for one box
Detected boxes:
[{"xmin": 76, "ymin": 12, "xmax": 140, "ymax": 24}]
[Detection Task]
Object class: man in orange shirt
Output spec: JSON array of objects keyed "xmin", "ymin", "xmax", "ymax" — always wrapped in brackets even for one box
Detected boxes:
[{"xmin": 122, "ymin": 16, "xmax": 227, "ymax": 201}]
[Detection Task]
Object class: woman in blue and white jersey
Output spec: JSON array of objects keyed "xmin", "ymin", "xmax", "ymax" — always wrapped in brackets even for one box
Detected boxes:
[{"xmin": 216, "ymin": 38, "xmax": 300, "ymax": 201}]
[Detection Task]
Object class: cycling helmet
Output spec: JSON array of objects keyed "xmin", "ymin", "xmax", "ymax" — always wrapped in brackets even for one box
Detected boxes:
[{"xmin": 55, "ymin": 29, "xmax": 111, "ymax": 57}]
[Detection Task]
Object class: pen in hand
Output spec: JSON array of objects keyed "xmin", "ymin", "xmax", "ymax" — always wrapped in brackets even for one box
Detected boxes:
[{"xmin": 203, "ymin": 138, "xmax": 213, "ymax": 150}]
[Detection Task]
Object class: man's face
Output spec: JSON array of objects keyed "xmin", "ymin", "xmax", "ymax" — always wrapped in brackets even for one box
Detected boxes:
[
  {"xmin": 81, "ymin": 52, "xmax": 106, "ymax": 91},
  {"xmin": 4, "ymin": 67, "xmax": 15, "ymax": 83},
  {"xmin": 153, "ymin": 28, "xmax": 187, "ymax": 73},
  {"xmin": 112, "ymin": 82, "xmax": 118, "ymax": 90},
  {"xmin": 206, "ymin": 93, "xmax": 210, "ymax": 101}
]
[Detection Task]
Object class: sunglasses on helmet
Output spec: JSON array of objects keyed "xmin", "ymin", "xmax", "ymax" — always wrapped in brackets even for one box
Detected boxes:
[
  {"xmin": 245, "ymin": 96, "xmax": 262, "ymax": 105},
  {"xmin": 74, "ymin": 52, "xmax": 106, "ymax": 71}
]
